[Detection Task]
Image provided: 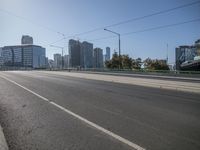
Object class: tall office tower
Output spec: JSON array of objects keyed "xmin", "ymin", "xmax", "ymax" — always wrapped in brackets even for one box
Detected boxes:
[
  {"xmin": 21, "ymin": 35, "xmax": 33, "ymax": 45},
  {"xmin": 63, "ymin": 55, "xmax": 69, "ymax": 68},
  {"xmin": 68, "ymin": 39, "xmax": 81, "ymax": 68},
  {"xmin": 105, "ymin": 47, "xmax": 111, "ymax": 61},
  {"xmin": 54, "ymin": 53, "xmax": 62, "ymax": 68},
  {"xmin": 93, "ymin": 48, "xmax": 103, "ymax": 68},
  {"xmin": 0, "ymin": 47, "xmax": 2, "ymax": 56},
  {"xmin": 81, "ymin": 41, "xmax": 93, "ymax": 68},
  {"xmin": 2, "ymin": 45, "xmax": 46, "ymax": 68}
]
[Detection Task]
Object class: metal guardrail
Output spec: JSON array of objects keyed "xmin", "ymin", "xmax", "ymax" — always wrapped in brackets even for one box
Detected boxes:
[
  {"xmin": 61, "ymin": 68, "xmax": 200, "ymax": 75},
  {"xmin": 1, "ymin": 67, "xmax": 200, "ymax": 77},
  {"xmin": 41, "ymin": 68, "xmax": 200, "ymax": 78}
]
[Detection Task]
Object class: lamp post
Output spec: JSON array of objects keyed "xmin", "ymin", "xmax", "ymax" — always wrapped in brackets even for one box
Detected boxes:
[
  {"xmin": 104, "ymin": 28, "xmax": 121, "ymax": 69},
  {"xmin": 50, "ymin": 45, "xmax": 64, "ymax": 69}
]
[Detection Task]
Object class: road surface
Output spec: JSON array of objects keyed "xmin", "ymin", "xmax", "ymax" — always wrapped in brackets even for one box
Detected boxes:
[{"xmin": 0, "ymin": 71, "xmax": 200, "ymax": 150}]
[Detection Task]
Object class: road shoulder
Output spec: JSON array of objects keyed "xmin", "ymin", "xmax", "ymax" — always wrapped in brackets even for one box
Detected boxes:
[{"xmin": 0, "ymin": 124, "xmax": 8, "ymax": 150}]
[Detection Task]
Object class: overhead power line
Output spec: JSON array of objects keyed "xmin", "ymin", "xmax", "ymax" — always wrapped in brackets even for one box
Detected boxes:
[
  {"xmin": 49, "ymin": 17, "xmax": 200, "ymax": 46},
  {"xmin": 122, "ymin": 18, "xmax": 200, "ymax": 36},
  {"xmin": 45, "ymin": 18, "xmax": 200, "ymax": 51},
  {"xmin": 88, "ymin": 18, "xmax": 200, "ymax": 42},
  {"xmin": 48, "ymin": 0, "xmax": 200, "ymax": 44},
  {"xmin": 0, "ymin": 8, "xmax": 66, "ymax": 37},
  {"xmin": 49, "ymin": 37, "xmax": 67, "ymax": 45},
  {"xmin": 1, "ymin": 0, "xmax": 199, "ymax": 44},
  {"xmin": 72, "ymin": 0, "xmax": 200, "ymax": 36}
]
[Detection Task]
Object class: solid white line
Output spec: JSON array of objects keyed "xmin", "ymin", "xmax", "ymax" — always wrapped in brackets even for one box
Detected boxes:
[
  {"xmin": 0, "ymin": 74, "xmax": 145, "ymax": 150},
  {"xmin": 0, "ymin": 75, "xmax": 50, "ymax": 102}
]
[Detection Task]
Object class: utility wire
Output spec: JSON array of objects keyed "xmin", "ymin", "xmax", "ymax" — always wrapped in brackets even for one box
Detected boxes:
[
  {"xmin": 72, "ymin": 0, "xmax": 200, "ymax": 36},
  {"xmin": 44, "ymin": 18, "xmax": 200, "ymax": 56},
  {"xmin": 0, "ymin": 8, "xmax": 66, "ymax": 37},
  {"xmin": 1, "ymin": 0, "xmax": 199, "ymax": 44},
  {"xmin": 49, "ymin": 37, "xmax": 67, "ymax": 45},
  {"xmin": 122, "ymin": 18, "xmax": 200, "ymax": 36},
  {"xmin": 49, "ymin": 0, "xmax": 200, "ymax": 44},
  {"xmin": 88, "ymin": 18, "xmax": 200, "ymax": 42},
  {"xmin": 52, "ymin": 18, "xmax": 200, "ymax": 46}
]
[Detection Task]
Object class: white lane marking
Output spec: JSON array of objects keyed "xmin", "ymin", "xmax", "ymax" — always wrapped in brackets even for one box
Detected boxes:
[
  {"xmin": 0, "ymin": 75, "xmax": 49, "ymax": 102},
  {"xmin": 0, "ymin": 74, "xmax": 145, "ymax": 150}
]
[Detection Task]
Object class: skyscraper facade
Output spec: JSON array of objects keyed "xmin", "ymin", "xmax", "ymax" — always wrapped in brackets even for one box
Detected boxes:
[
  {"xmin": 105, "ymin": 47, "xmax": 111, "ymax": 61},
  {"xmin": 93, "ymin": 48, "xmax": 103, "ymax": 68},
  {"xmin": 68, "ymin": 39, "xmax": 109, "ymax": 69},
  {"xmin": 0, "ymin": 56, "xmax": 3, "ymax": 66},
  {"xmin": 0, "ymin": 48, "xmax": 3, "ymax": 66},
  {"xmin": 175, "ymin": 40, "xmax": 199, "ymax": 70},
  {"xmin": 0, "ymin": 47, "xmax": 2, "ymax": 56},
  {"xmin": 2, "ymin": 45, "xmax": 46, "ymax": 68},
  {"xmin": 195, "ymin": 39, "xmax": 200, "ymax": 56},
  {"xmin": 81, "ymin": 41, "xmax": 93, "ymax": 68},
  {"xmin": 63, "ymin": 55, "xmax": 69, "ymax": 68},
  {"xmin": 68, "ymin": 39, "xmax": 81, "ymax": 68},
  {"xmin": 54, "ymin": 53, "xmax": 62, "ymax": 68}
]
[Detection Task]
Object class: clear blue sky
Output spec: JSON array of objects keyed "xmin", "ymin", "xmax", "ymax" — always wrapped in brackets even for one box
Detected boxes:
[{"xmin": 0, "ymin": 0, "xmax": 200, "ymax": 64}]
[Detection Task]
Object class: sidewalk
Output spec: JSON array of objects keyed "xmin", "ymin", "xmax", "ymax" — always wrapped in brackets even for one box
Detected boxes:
[{"xmin": 0, "ymin": 124, "xmax": 8, "ymax": 150}]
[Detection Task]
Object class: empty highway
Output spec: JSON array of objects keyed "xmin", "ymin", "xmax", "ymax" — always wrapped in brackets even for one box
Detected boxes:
[{"xmin": 0, "ymin": 71, "xmax": 200, "ymax": 150}]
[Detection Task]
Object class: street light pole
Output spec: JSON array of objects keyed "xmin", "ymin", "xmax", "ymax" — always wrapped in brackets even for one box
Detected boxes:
[
  {"xmin": 104, "ymin": 28, "xmax": 121, "ymax": 69},
  {"xmin": 50, "ymin": 45, "xmax": 64, "ymax": 69}
]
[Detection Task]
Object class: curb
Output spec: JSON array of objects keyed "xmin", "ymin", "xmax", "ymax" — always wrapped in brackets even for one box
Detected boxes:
[{"xmin": 0, "ymin": 125, "xmax": 8, "ymax": 150}]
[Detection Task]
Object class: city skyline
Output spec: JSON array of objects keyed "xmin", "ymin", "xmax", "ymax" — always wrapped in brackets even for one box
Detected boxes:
[
  {"xmin": 1, "ymin": 0, "xmax": 200, "ymax": 63},
  {"xmin": 1, "ymin": 1, "xmax": 200, "ymax": 149}
]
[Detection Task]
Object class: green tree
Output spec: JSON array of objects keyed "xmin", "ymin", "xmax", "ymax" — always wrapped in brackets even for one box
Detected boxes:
[
  {"xmin": 143, "ymin": 57, "xmax": 152, "ymax": 69},
  {"xmin": 132, "ymin": 57, "xmax": 142, "ymax": 69},
  {"xmin": 105, "ymin": 53, "xmax": 143, "ymax": 70},
  {"xmin": 121, "ymin": 55, "xmax": 132, "ymax": 69},
  {"xmin": 144, "ymin": 58, "xmax": 169, "ymax": 70},
  {"xmin": 105, "ymin": 52, "xmax": 120, "ymax": 69},
  {"xmin": 105, "ymin": 53, "xmax": 134, "ymax": 69}
]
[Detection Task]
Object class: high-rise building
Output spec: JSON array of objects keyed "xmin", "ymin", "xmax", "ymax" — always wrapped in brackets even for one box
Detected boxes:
[
  {"xmin": 93, "ymin": 48, "xmax": 103, "ymax": 68},
  {"xmin": 63, "ymin": 55, "xmax": 69, "ymax": 68},
  {"xmin": 32, "ymin": 45, "xmax": 46, "ymax": 68},
  {"xmin": 1, "ymin": 36, "xmax": 45, "ymax": 68},
  {"xmin": 103, "ymin": 54, "xmax": 106, "ymax": 67},
  {"xmin": 54, "ymin": 53, "xmax": 62, "ymax": 68},
  {"xmin": 68, "ymin": 39, "xmax": 81, "ymax": 68},
  {"xmin": 21, "ymin": 35, "xmax": 33, "ymax": 45},
  {"xmin": 0, "ymin": 47, "xmax": 2, "ymax": 56},
  {"xmin": 45, "ymin": 57, "xmax": 49, "ymax": 68},
  {"xmin": 2, "ymin": 45, "xmax": 46, "ymax": 68},
  {"xmin": 175, "ymin": 46, "xmax": 195, "ymax": 70},
  {"xmin": 195, "ymin": 39, "xmax": 200, "ymax": 56},
  {"xmin": 2, "ymin": 47, "xmax": 14, "ymax": 66},
  {"xmin": 0, "ymin": 48, "xmax": 3, "ymax": 66},
  {"xmin": 175, "ymin": 40, "xmax": 199, "ymax": 70},
  {"xmin": 0, "ymin": 56, "xmax": 3, "ymax": 66},
  {"xmin": 105, "ymin": 47, "xmax": 111, "ymax": 61},
  {"xmin": 81, "ymin": 41, "xmax": 93, "ymax": 68}
]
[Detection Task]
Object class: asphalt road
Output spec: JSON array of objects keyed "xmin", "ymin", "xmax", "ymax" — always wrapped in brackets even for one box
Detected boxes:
[{"xmin": 0, "ymin": 71, "xmax": 200, "ymax": 150}]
